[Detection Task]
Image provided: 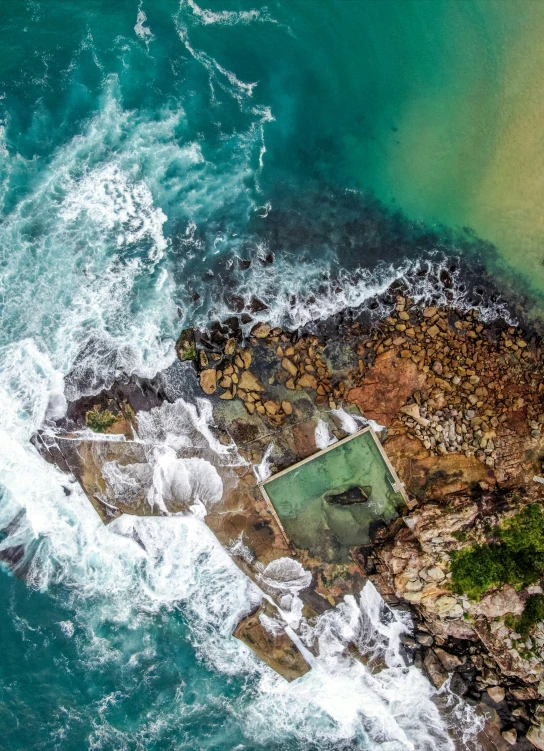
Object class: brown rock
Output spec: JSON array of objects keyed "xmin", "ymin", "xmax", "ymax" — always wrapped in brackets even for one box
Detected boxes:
[
  {"xmin": 434, "ymin": 648, "xmax": 463, "ymax": 671},
  {"xmin": 219, "ymin": 375, "xmax": 232, "ymax": 389},
  {"xmin": 385, "ymin": 434, "xmax": 495, "ymax": 499},
  {"xmin": 424, "ymin": 307, "xmax": 437, "ymax": 318},
  {"xmin": 220, "ymin": 389, "xmax": 234, "ymax": 400},
  {"xmin": 225, "ymin": 337, "xmax": 236, "ymax": 356},
  {"xmin": 251, "ymin": 322, "xmax": 271, "ymax": 338},
  {"xmin": 292, "ymin": 421, "xmax": 317, "ymax": 458},
  {"xmin": 238, "ymin": 370, "xmax": 265, "ymax": 392},
  {"xmin": 487, "ymin": 686, "xmax": 505, "ymax": 704},
  {"xmin": 281, "ymin": 401, "xmax": 293, "ymax": 415},
  {"xmin": 285, "ymin": 378, "xmax": 295, "ymax": 390},
  {"xmin": 423, "ymin": 650, "xmax": 448, "ymax": 688},
  {"xmin": 282, "ymin": 358, "xmax": 298, "ymax": 377},
  {"xmin": 264, "ymin": 400, "xmax": 280, "ymax": 415},
  {"xmin": 427, "ymin": 325, "xmax": 440, "ymax": 339},
  {"xmin": 200, "ymin": 369, "xmax": 217, "ymax": 394},
  {"xmin": 347, "ymin": 349, "xmax": 427, "ymax": 426},
  {"xmin": 233, "ymin": 601, "xmax": 311, "ymax": 682},
  {"xmin": 297, "ymin": 373, "xmax": 318, "ymax": 390},
  {"xmin": 502, "ymin": 729, "xmax": 517, "ymax": 746},
  {"xmin": 241, "ymin": 349, "xmax": 252, "ymax": 369}
]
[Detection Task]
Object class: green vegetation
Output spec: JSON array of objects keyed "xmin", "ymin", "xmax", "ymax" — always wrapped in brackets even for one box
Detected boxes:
[
  {"xmin": 85, "ymin": 406, "xmax": 118, "ymax": 433},
  {"xmin": 451, "ymin": 530, "xmax": 467, "ymax": 542},
  {"xmin": 505, "ymin": 594, "xmax": 544, "ymax": 637},
  {"xmin": 451, "ymin": 504, "xmax": 544, "ymax": 600}
]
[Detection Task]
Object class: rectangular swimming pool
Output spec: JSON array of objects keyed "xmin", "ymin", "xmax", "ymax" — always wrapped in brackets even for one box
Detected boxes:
[{"xmin": 260, "ymin": 428, "xmax": 407, "ymax": 562}]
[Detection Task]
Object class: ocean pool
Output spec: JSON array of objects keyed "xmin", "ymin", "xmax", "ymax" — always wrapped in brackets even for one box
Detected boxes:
[{"xmin": 260, "ymin": 429, "xmax": 407, "ymax": 563}]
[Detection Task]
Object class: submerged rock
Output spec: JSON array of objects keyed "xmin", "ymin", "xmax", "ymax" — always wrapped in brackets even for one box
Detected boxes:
[{"xmin": 324, "ymin": 485, "xmax": 371, "ymax": 505}]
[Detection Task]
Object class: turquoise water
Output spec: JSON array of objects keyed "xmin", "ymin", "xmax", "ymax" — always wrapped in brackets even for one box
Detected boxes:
[
  {"xmin": 0, "ymin": 0, "xmax": 542, "ymax": 748},
  {"xmin": 263, "ymin": 431, "xmax": 404, "ymax": 562}
]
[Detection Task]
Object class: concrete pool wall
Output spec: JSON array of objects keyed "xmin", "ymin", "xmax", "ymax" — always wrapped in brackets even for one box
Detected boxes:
[{"xmin": 259, "ymin": 427, "xmax": 409, "ymax": 562}]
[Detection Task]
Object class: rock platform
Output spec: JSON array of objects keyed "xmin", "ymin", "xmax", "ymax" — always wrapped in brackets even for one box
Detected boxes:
[{"xmin": 33, "ymin": 292, "xmax": 544, "ymax": 749}]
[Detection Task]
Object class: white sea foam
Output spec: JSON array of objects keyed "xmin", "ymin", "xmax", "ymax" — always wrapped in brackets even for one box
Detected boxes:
[
  {"xmin": 0, "ymin": 23, "xmax": 490, "ymax": 750},
  {"xmin": 315, "ymin": 418, "xmax": 337, "ymax": 449},
  {"xmin": 0, "ymin": 335, "xmax": 480, "ymax": 749},
  {"xmin": 134, "ymin": 5, "xmax": 154, "ymax": 44},
  {"xmin": 184, "ymin": 0, "xmax": 277, "ymax": 27},
  {"xmin": 207, "ymin": 251, "xmax": 516, "ymax": 336},
  {"xmin": 253, "ymin": 442, "xmax": 273, "ymax": 482}
]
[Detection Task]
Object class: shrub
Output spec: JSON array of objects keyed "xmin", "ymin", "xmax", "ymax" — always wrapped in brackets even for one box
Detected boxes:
[
  {"xmin": 85, "ymin": 406, "xmax": 118, "ymax": 433},
  {"xmin": 517, "ymin": 594, "xmax": 544, "ymax": 636},
  {"xmin": 451, "ymin": 504, "xmax": 544, "ymax": 600},
  {"xmin": 506, "ymin": 594, "xmax": 544, "ymax": 637}
]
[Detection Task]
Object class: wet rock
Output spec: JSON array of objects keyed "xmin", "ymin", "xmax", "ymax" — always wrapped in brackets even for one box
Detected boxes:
[
  {"xmin": 488, "ymin": 686, "xmax": 506, "ymax": 704},
  {"xmin": 175, "ymin": 328, "xmax": 197, "ymax": 361},
  {"xmin": 233, "ymin": 601, "xmax": 311, "ymax": 682},
  {"xmin": 248, "ymin": 296, "xmax": 268, "ymax": 314},
  {"xmin": 251, "ymin": 322, "xmax": 271, "ymax": 339},
  {"xmin": 238, "ymin": 370, "xmax": 265, "ymax": 392},
  {"xmin": 324, "ymin": 486, "xmax": 370, "ymax": 506},
  {"xmin": 424, "ymin": 649, "xmax": 448, "ymax": 688},
  {"xmin": 200, "ymin": 368, "xmax": 217, "ymax": 394},
  {"xmin": 527, "ymin": 724, "xmax": 544, "ymax": 750}
]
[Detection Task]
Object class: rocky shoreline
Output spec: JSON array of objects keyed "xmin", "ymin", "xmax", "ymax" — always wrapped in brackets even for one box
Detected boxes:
[{"xmin": 32, "ymin": 288, "xmax": 544, "ymax": 751}]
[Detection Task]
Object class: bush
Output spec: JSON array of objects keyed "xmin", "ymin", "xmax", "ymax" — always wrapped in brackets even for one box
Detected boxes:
[
  {"xmin": 451, "ymin": 504, "xmax": 544, "ymax": 600},
  {"xmin": 85, "ymin": 406, "xmax": 118, "ymax": 433},
  {"xmin": 506, "ymin": 594, "xmax": 544, "ymax": 637}
]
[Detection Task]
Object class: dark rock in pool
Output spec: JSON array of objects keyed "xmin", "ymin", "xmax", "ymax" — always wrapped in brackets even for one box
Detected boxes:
[{"xmin": 324, "ymin": 485, "xmax": 371, "ymax": 505}]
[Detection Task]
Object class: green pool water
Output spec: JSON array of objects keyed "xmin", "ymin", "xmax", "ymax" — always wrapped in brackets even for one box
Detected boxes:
[{"xmin": 261, "ymin": 430, "xmax": 406, "ymax": 563}]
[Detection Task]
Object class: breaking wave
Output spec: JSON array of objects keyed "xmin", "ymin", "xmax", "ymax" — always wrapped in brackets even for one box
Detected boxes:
[{"xmin": 0, "ymin": 2, "xmax": 501, "ymax": 748}]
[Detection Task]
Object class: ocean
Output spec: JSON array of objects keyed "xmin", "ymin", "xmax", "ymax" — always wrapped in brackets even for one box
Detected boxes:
[{"xmin": 0, "ymin": 1, "xmax": 541, "ymax": 749}]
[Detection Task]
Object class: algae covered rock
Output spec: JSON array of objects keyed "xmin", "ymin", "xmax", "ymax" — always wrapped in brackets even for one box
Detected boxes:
[{"xmin": 175, "ymin": 328, "xmax": 197, "ymax": 361}]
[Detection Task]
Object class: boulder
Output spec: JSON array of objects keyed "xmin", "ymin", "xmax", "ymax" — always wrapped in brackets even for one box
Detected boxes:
[
  {"xmin": 238, "ymin": 370, "xmax": 265, "ymax": 392},
  {"xmin": 435, "ymin": 647, "xmax": 464, "ymax": 672},
  {"xmin": 487, "ymin": 686, "xmax": 506, "ymax": 704},
  {"xmin": 200, "ymin": 368, "xmax": 217, "ymax": 394},
  {"xmin": 297, "ymin": 373, "xmax": 318, "ymax": 390},
  {"xmin": 282, "ymin": 358, "xmax": 298, "ymax": 377},
  {"xmin": 423, "ymin": 649, "xmax": 448, "ymax": 688},
  {"xmin": 501, "ymin": 729, "xmax": 517, "ymax": 746},
  {"xmin": 251, "ymin": 322, "xmax": 271, "ymax": 338},
  {"xmin": 527, "ymin": 725, "xmax": 544, "ymax": 750},
  {"xmin": 281, "ymin": 400, "xmax": 293, "ymax": 415}
]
